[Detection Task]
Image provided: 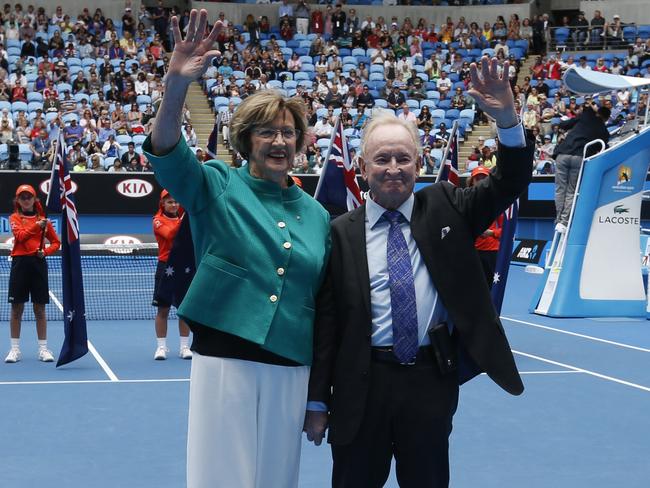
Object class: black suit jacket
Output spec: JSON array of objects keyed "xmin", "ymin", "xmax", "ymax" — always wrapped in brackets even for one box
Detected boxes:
[
  {"xmin": 556, "ymin": 105, "xmax": 609, "ymax": 157},
  {"xmin": 308, "ymin": 141, "xmax": 535, "ymax": 445}
]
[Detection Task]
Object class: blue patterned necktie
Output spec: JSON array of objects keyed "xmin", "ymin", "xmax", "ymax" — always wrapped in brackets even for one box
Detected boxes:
[{"xmin": 384, "ymin": 210, "xmax": 419, "ymax": 363}]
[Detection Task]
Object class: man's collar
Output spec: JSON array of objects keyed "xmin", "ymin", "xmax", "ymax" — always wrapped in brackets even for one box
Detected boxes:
[{"xmin": 366, "ymin": 193, "xmax": 414, "ymax": 229}]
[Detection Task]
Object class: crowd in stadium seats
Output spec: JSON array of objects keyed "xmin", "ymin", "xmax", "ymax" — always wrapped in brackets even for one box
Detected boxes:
[
  {"xmin": 2, "ymin": 2, "xmax": 650, "ymax": 177},
  {"xmin": 198, "ymin": 4, "xmax": 647, "ymax": 176},
  {"xmin": 0, "ymin": 1, "xmax": 184, "ymax": 171},
  {"xmin": 204, "ymin": 6, "xmax": 541, "ymax": 174}
]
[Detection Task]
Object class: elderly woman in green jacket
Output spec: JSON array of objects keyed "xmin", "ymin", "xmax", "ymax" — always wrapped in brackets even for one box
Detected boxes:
[{"xmin": 144, "ymin": 10, "xmax": 330, "ymax": 488}]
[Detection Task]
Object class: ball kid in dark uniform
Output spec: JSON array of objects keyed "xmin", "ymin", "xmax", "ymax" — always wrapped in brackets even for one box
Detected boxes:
[
  {"xmin": 5, "ymin": 184, "xmax": 61, "ymax": 363},
  {"xmin": 152, "ymin": 189, "xmax": 192, "ymax": 360}
]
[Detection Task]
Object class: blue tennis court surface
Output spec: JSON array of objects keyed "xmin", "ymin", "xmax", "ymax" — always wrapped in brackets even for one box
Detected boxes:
[{"xmin": 1, "ymin": 265, "xmax": 649, "ymax": 487}]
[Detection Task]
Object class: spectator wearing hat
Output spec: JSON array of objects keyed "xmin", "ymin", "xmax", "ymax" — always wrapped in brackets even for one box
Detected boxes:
[
  {"xmin": 540, "ymin": 134, "xmax": 556, "ymax": 160},
  {"xmin": 436, "ymin": 122, "xmax": 451, "ymax": 145},
  {"xmin": 314, "ymin": 114, "xmax": 334, "ymax": 138},
  {"xmin": 408, "ymin": 77, "xmax": 427, "ymax": 101},
  {"xmin": 421, "ymin": 145, "xmax": 438, "ymax": 175},
  {"xmin": 606, "ymin": 15, "xmax": 624, "ymax": 48},
  {"xmin": 122, "ymin": 7, "xmax": 136, "ymax": 35}
]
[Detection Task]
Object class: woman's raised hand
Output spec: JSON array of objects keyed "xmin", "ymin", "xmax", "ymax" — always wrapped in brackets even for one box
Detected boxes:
[{"xmin": 167, "ymin": 9, "xmax": 223, "ymax": 85}]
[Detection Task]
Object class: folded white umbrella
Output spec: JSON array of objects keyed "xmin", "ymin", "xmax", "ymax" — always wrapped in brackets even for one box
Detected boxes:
[{"xmin": 562, "ymin": 67, "xmax": 650, "ymax": 95}]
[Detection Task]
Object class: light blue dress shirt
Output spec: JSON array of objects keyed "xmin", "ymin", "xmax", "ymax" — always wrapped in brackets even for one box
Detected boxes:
[{"xmin": 365, "ymin": 194, "xmax": 440, "ymax": 347}]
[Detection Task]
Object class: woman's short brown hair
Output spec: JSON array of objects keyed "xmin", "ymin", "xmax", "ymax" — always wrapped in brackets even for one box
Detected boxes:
[{"xmin": 229, "ymin": 90, "xmax": 308, "ymax": 159}]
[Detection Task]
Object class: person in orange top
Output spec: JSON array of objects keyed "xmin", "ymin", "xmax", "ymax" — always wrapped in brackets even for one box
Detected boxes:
[
  {"xmin": 152, "ymin": 190, "xmax": 192, "ymax": 360},
  {"xmin": 6, "ymin": 184, "xmax": 61, "ymax": 363},
  {"xmin": 469, "ymin": 167, "xmax": 503, "ymax": 289}
]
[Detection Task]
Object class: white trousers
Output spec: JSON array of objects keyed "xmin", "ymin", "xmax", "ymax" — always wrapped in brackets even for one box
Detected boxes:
[{"xmin": 187, "ymin": 353, "xmax": 310, "ymax": 488}]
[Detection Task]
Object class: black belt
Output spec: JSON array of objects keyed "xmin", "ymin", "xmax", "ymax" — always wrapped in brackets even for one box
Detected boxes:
[{"xmin": 371, "ymin": 346, "xmax": 433, "ymax": 366}]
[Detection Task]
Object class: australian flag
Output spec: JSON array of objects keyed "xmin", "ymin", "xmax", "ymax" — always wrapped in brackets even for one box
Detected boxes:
[
  {"xmin": 435, "ymin": 124, "xmax": 460, "ymax": 186},
  {"xmin": 206, "ymin": 120, "xmax": 219, "ymax": 158},
  {"xmin": 158, "ymin": 214, "xmax": 196, "ymax": 308},
  {"xmin": 314, "ymin": 116, "xmax": 364, "ymax": 215},
  {"xmin": 490, "ymin": 201, "xmax": 519, "ymax": 314},
  {"xmin": 47, "ymin": 132, "xmax": 88, "ymax": 367}
]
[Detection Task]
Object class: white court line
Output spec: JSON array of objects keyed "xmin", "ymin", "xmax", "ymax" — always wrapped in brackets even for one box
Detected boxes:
[
  {"xmin": 0, "ymin": 371, "xmax": 584, "ymax": 387},
  {"xmin": 49, "ymin": 291, "xmax": 119, "ymax": 382},
  {"xmin": 501, "ymin": 315, "xmax": 650, "ymax": 353},
  {"xmin": 519, "ymin": 370, "xmax": 582, "ymax": 375},
  {"xmin": 513, "ymin": 349, "xmax": 650, "ymax": 393},
  {"xmin": 0, "ymin": 378, "xmax": 190, "ymax": 386}
]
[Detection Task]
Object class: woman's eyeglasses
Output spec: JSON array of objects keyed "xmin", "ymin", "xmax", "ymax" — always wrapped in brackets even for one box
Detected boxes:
[{"xmin": 253, "ymin": 127, "xmax": 300, "ymax": 140}]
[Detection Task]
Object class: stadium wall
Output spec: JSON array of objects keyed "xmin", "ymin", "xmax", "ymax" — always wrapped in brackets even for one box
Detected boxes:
[
  {"xmin": 191, "ymin": 0, "xmax": 533, "ymax": 31},
  {"xmin": 20, "ymin": 0, "xmax": 143, "ymax": 22},
  {"xmin": 580, "ymin": 0, "xmax": 650, "ymax": 24}
]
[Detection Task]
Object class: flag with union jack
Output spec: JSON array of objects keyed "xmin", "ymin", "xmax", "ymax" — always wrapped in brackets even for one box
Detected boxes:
[
  {"xmin": 206, "ymin": 120, "xmax": 219, "ymax": 158},
  {"xmin": 435, "ymin": 125, "xmax": 460, "ymax": 186},
  {"xmin": 314, "ymin": 116, "xmax": 364, "ymax": 215},
  {"xmin": 47, "ymin": 132, "xmax": 88, "ymax": 367},
  {"xmin": 490, "ymin": 200, "xmax": 518, "ymax": 314}
]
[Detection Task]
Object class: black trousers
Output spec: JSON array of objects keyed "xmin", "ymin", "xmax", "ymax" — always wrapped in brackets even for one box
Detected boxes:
[{"xmin": 331, "ymin": 355, "xmax": 459, "ymax": 488}]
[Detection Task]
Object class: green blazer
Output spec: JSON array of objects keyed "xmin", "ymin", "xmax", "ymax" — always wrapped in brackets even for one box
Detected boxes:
[{"xmin": 143, "ymin": 137, "xmax": 330, "ymax": 365}]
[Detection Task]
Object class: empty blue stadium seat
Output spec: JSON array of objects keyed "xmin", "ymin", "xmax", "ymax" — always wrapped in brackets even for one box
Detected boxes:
[
  {"xmin": 27, "ymin": 92, "xmax": 43, "ymax": 103},
  {"xmin": 446, "ymin": 109, "xmax": 460, "ymax": 120},
  {"xmin": 11, "ymin": 101, "xmax": 28, "ymax": 113}
]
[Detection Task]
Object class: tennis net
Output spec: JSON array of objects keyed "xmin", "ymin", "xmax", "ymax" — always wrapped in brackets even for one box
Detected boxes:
[{"xmin": 0, "ymin": 243, "xmax": 177, "ymax": 322}]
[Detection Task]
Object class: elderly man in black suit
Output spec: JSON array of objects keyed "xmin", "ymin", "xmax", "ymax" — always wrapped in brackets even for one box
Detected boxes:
[{"xmin": 304, "ymin": 57, "xmax": 535, "ymax": 488}]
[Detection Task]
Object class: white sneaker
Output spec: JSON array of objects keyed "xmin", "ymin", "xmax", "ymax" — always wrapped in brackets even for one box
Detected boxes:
[
  {"xmin": 154, "ymin": 346, "xmax": 169, "ymax": 360},
  {"xmin": 38, "ymin": 349, "xmax": 54, "ymax": 362},
  {"xmin": 555, "ymin": 222, "xmax": 567, "ymax": 234},
  {"xmin": 179, "ymin": 346, "xmax": 193, "ymax": 360},
  {"xmin": 5, "ymin": 349, "xmax": 21, "ymax": 363}
]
